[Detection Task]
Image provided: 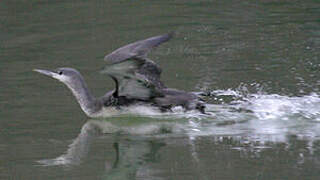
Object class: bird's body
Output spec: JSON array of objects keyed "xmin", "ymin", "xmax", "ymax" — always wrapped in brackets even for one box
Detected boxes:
[{"xmin": 34, "ymin": 33, "xmax": 205, "ymax": 118}]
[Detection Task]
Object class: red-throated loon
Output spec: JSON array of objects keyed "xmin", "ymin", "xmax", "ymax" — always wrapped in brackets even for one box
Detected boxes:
[{"xmin": 34, "ymin": 33, "xmax": 205, "ymax": 118}]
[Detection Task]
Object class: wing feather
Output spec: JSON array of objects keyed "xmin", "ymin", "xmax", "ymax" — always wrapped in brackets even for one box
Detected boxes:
[
  {"xmin": 101, "ymin": 33, "xmax": 173, "ymax": 100},
  {"xmin": 104, "ymin": 33, "xmax": 173, "ymax": 64}
]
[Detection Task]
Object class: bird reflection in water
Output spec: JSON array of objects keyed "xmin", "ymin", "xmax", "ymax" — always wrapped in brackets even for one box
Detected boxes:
[{"xmin": 38, "ymin": 119, "xmax": 166, "ymax": 179}]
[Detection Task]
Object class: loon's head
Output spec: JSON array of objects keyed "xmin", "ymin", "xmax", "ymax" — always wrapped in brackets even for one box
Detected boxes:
[{"xmin": 33, "ymin": 67, "xmax": 84, "ymax": 84}]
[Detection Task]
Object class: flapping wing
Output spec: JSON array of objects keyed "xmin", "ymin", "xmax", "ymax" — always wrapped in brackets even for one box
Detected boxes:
[
  {"xmin": 104, "ymin": 33, "xmax": 173, "ymax": 64},
  {"xmin": 101, "ymin": 33, "xmax": 173, "ymax": 100}
]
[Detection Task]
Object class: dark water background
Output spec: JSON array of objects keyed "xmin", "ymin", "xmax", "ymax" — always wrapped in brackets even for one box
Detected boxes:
[{"xmin": 1, "ymin": 0, "xmax": 320, "ymax": 179}]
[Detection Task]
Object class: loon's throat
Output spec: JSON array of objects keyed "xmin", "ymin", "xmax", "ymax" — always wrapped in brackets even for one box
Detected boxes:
[{"xmin": 64, "ymin": 79, "xmax": 102, "ymax": 117}]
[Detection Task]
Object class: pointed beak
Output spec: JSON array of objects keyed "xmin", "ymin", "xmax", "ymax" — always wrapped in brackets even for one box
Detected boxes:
[{"xmin": 33, "ymin": 69, "xmax": 57, "ymax": 78}]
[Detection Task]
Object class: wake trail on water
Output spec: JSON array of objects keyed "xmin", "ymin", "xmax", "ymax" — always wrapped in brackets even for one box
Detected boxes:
[
  {"xmin": 206, "ymin": 89, "xmax": 320, "ymax": 122},
  {"xmin": 176, "ymin": 87, "xmax": 320, "ymax": 142}
]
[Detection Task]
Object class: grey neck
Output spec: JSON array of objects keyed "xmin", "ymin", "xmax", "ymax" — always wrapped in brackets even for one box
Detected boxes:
[{"xmin": 64, "ymin": 77, "xmax": 102, "ymax": 117}]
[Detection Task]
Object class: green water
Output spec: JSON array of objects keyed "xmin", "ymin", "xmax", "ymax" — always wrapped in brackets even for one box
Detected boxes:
[{"xmin": 1, "ymin": 0, "xmax": 320, "ymax": 179}]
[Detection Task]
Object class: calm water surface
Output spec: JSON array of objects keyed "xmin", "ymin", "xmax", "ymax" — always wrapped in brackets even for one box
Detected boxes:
[{"xmin": 1, "ymin": 0, "xmax": 320, "ymax": 179}]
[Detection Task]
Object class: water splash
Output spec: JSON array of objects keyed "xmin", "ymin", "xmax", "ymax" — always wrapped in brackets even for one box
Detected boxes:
[{"xmin": 242, "ymin": 93, "xmax": 320, "ymax": 121}]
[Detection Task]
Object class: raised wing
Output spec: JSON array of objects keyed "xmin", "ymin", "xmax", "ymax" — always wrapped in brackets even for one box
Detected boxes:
[
  {"xmin": 104, "ymin": 33, "xmax": 173, "ymax": 64},
  {"xmin": 101, "ymin": 33, "xmax": 173, "ymax": 100}
]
